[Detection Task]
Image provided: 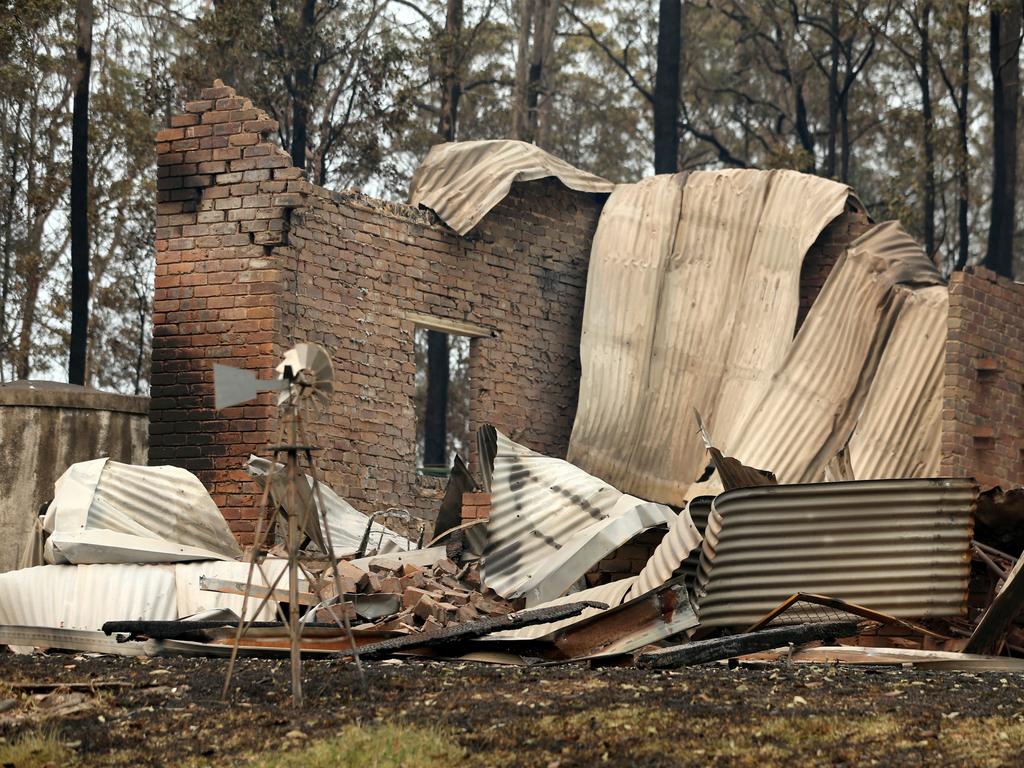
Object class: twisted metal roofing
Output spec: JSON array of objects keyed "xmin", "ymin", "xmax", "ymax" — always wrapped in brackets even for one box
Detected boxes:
[
  {"xmin": 567, "ymin": 170, "xmax": 854, "ymax": 504},
  {"xmin": 409, "ymin": 140, "xmax": 614, "ymax": 235},
  {"xmin": 481, "ymin": 431, "xmax": 675, "ymax": 605},
  {"xmin": 695, "ymin": 478, "xmax": 977, "ymax": 627}
]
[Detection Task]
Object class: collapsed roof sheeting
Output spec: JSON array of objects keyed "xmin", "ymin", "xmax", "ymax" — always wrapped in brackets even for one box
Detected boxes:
[
  {"xmin": 408, "ymin": 140, "xmax": 614, "ymax": 235},
  {"xmin": 695, "ymin": 478, "xmax": 977, "ymax": 627},
  {"xmin": 0, "ymin": 564, "xmax": 177, "ymax": 630},
  {"xmin": 693, "ymin": 222, "xmax": 944, "ymax": 491},
  {"xmin": 42, "ymin": 459, "xmax": 242, "ymax": 565},
  {"xmin": 846, "ymin": 284, "xmax": 947, "ymax": 479},
  {"xmin": 245, "ymin": 456, "xmax": 415, "ymax": 557},
  {"xmin": 566, "ymin": 170, "xmax": 854, "ymax": 505},
  {"xmin": 0, "ymin": 560, "xmax": 290, "ymax": 632},
  {"xmin": 481, "ymin": 431, "xmax": 676, "ymax": 605},
  {"xmin": 627, "ymin": 506, "xmax": 702, "ymax": 599}
]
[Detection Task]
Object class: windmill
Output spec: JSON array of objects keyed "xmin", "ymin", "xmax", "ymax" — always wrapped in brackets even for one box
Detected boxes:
[{"xmin": 214, "ymin": 343, "xmax": 362, "ymax": 706}]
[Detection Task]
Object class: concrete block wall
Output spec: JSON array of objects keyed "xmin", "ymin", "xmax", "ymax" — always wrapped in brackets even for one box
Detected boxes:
[
  {"xmin": 942, "ymin": 266, "xmax": 1024, "ymax": 489},
  {"xmin": 150, "ymin": 81, "xmax": 604, "ymax": 540}
]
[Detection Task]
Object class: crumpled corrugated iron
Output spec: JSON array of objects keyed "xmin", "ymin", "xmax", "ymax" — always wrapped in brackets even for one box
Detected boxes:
[
  {"xmin": 696, "ymin": 478, "xmax": 977, "ymax": 627},
  {"xmin": 408, "ymin": 140, "xmax": 614, "ymax": 235},
  {"xmin": 42, "ymin": 459, "xmax": 242, "ymax": 565},
  {"xmin": 481, "ymin": 430, "xmax": 676, "ymax": 606},
  {"xmin": 567, "ymin": 170, "xmax": 854, "ymax": 505},
  {"xmin": 687, "ymin": 222, "xmax": 945, "ymax": 497}
]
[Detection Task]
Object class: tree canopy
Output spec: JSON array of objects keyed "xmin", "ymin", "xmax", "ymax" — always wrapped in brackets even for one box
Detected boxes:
[{"xmin": 1, "ymin": 0, "xmax": 1020, "ymax": 391}]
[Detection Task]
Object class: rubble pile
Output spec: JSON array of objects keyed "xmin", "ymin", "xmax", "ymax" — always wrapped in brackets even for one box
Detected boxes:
[
  {"xmin": 314, "ymin": 558, "xmax": 514, "ymax": 633},
  {"xmin": 3, "ymin": 428, "xmax": 1024, "ymax": 674}
]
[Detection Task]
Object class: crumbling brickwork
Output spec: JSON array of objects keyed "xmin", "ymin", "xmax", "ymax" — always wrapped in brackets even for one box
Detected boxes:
[
  {"xmin": 942, "ymin": 266, "xmax": 1024, "ymax": 489},
  {"xmin": 149, "ymin": 81, "xmax": 916, "ymax": 544},
  {"xmin": 150, "ymin": 81, "xmax": 604, "ymax": 540}
]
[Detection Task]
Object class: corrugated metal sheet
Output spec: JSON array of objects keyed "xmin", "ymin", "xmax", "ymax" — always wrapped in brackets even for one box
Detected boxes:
[
  {"xmin": 43, "ymin": 459, "xmax": 241, "ymax": 564},
  {"xmin": 173, "ymin": 559, "xmax": 290, "ymax": 622},
  {"xmin": 691, "ymin": 222, "xmax": 944, "ymax": 490},
  {"xmin": 567, "ymin": 170, "xmax": 853, "ymax": 505},
  {"xmin": 0, "ymin": 559, "xmax": 294, "ymax": 631},
  {"xmin": 481, "ymin": 431, "xmax": 676, "ymax": 604},
  {"xmin": 408, "ymin": 140, "xmax": 614, "ymax": 235},
  {"xmin": 627, "ymin": 506, "xmax": 702, "ymax": 598},
  {"xmin": 695, "ymin": 478, "xmax": 977, "ymax": 627},
  {"xmin": 0, "ymin": 563, "xmax": 177, "ymax": 630},
  {"xmin": 847, "ymin": 284, "xmax": 947, "ymax": 478}
]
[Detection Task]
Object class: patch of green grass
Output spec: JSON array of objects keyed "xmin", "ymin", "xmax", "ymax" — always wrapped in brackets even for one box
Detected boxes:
[
  {"xmin": 251, "ymin": 723, "xmax": 464, "ymax": 768},
  {"xmin": 0, "ymin": 731, "xmax": 68, "ymax": 768}
]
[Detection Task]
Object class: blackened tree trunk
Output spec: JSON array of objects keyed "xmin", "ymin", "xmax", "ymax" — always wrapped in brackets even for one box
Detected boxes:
[
  {"xmin": 424, "ymin": 330, "xmax": 449, "ymax": 467},
  {"xmin": 986, "ymin": 0, "xmax": 1021, "ymax": 278},
  {"xmin": 69, "ymin": 0, "xmax": 93, "ymax": 385},
  {"xmin": 654, "ymin": 0, "xmax": 681, "ymax": 173},
  {"xmin": 824, "ymin": 0, "xmax": 840, "ymax": 178},
  {"xmin": 437, "ymin": 0, "xmax": 463, "ymax": 142},
  {"xmin": 525, "ymin": 0, "xmax": 558, "ymax": 143},
  {"xmin": 920, "ymin": 2, "xmax": 936, "ymax": 259},
  {"xmin": 955, "ymin": 2, "xmax": 971, "ymax": 270},
  {"xmin": 794, "ymin": 80, "xmax": 815, "ymax": 172},
  {"xmin": 511, "ymin": 0, "xmax": 534, "ymax": 138},
  {"xmin": 289, "ymin": 0, "xmax": 316, "ymax": 169}
]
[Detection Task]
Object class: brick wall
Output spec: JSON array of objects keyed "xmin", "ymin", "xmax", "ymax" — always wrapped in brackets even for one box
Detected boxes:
[
  {"xmin": 150, "ymin": 81, "xmax": 604, "ymax": 540},
  {"xmin": 460, "ymin": 493, "xmax": 491, "ymax": 524},
  {"xmin": 149, "ymin": 81, "xmax": 887, "ymax": 544},
  {"xmin": 942, "ymin": 266, "xmax": 1024, "ymax": 489}
]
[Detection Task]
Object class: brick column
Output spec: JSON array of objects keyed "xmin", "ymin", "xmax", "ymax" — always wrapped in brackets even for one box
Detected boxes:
[
  {"xmin": 150, "ymin": 79, "xmax": 310, "ymax": 542},
  {"xmin": 941, "ymin": 266, "xmax": 1024, "ymax": 488}
]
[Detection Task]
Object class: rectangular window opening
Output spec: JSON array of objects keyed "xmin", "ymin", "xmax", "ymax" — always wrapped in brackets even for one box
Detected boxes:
[{"xmin": 414, "ymin": 327, "xmax": 471, "ymax": 476}]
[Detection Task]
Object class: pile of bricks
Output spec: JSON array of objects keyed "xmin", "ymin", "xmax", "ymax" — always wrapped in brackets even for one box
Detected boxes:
[{"xmin": 313, "ymin": 556, "xmax": 513, "ymax": 633}]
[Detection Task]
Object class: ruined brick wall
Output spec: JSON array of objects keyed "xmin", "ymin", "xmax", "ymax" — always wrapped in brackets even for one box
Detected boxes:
[
  {"xmin": 149, "ymin": 82, "xmax": 894, "ymax": 544},
  {"xmin": 279, "ymin": 181, "xmax": 601, "ymax": 525},
  {"xmin": 942, "ymin": 267, "xmax": 1024, "ymax": 489},
  {"xmin": 798, "ymin": 203, "xmax": 874, "ymax": 330},
  {"xmin": 149, "ymin": 81, "xmax": 603, "ymax": 539}
]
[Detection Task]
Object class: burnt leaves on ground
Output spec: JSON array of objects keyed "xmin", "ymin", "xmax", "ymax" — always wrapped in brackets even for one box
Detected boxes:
[{"xmin": 3, "ymin": 654, "xmax": 1024, "ymax": 767}]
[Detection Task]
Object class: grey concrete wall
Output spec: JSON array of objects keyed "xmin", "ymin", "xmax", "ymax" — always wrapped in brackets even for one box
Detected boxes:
[{"xmin": 0, "ymin": 382, "xmax": 149, "ymax": 571}]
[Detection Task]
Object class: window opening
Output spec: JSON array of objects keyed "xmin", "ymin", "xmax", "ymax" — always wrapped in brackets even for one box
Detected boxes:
[{"xmin": 415, "ymin": 327, "xmax": 470, "ymax": 476}]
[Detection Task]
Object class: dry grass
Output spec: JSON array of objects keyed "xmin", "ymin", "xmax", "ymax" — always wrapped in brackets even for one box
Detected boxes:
[
  {"xmin": 248, "ymin": 722, "xmax": 465, "ymax": 768},
  {"xmin": 0, "ymin": 731, "xmax": 69, "ymax": 768}
]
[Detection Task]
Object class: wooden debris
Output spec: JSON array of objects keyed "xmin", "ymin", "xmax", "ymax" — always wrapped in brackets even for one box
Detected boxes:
[
  {"xmin": 637, "ymin": 620, "xmax": 862, "ymax": 668},
  {"xmin": 965, "ymin": 549, "xmax": 1024, "ymax": 654}
]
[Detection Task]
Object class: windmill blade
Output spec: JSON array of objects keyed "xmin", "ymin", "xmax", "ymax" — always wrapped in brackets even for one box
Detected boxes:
[
  {"xmin": 213, "ymin": 363, "xmax": 289, "ymax": 410},
  {"xmin": 276, "ymin": 343, "xmax": 335, "ymax": 407}
]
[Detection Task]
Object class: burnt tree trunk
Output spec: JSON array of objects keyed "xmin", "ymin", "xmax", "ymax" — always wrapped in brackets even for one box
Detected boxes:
[
  {"xmin": 921, "ymin": 2, "xmax": 936, "ymax": 259},
  {"xmin": 986, "ymin": 0, "xmax": 1021, "ymax": 278},
  {"xmin": 511, "ymin": 0, "xmax": 534, "ymax": 138},
  {"xmin": 825, "ymin": 0, "xmax": 840, "ymax": 178},
  {"xmin": 525, "ymin": 0, "xmax": 558, "ymax": 143},
  {"xmin": 654, "ymin": 0, "xmax": 681, "ymax": 174},
  {"xmin": 794, "ymin": 80, "xmax": 815, "ymax": 172},
  {"xmin": 289, "ymin": 0, "xmax": 316, "ymax": 169},
  {"xmin": 437, "ymin": 0, "xmax": 463, "ymax": 143},
  {"xmin": 954, "ymin": 1, "xmax": 971, "ymax": 271},
  {"xmin": 424, "ymin": 330, "xmax": 449, "ymax": 468},
  {"xmin": 69, "ymin": 0, "xmax": 93, "ymax": 385}
]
